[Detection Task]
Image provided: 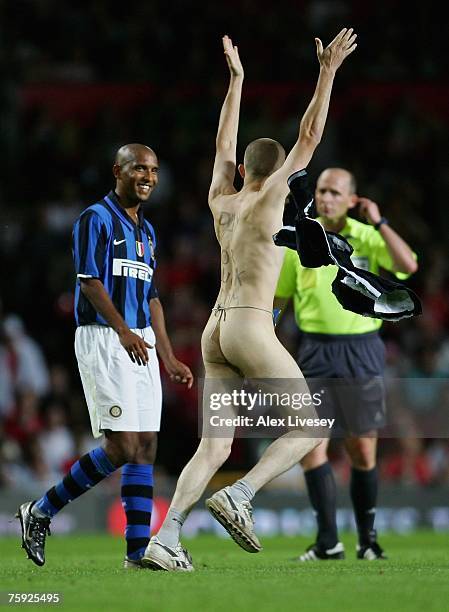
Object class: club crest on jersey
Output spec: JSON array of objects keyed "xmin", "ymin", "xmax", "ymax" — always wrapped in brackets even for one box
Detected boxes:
[{"xmin": 136, "ymin": 241, "xmax": 144, "ymax": 257}]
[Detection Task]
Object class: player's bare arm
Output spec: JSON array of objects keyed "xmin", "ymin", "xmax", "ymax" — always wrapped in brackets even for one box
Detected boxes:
[
  {"xmin": 80, "ymin": 278, "xmax": 152, "ymax": 365},
  {"xmin": 264, "ymin": 28, "xmax": 358, "ymax": 199},
  {"xmin": 358, "ymin": 197, "xmax": 418, "ymax": 274},
  {"xmin": 150, "ymin": 297, "xmax": 194, "ymax": 388},
  {"xmin": 208, "ymin": 35, "xmax": 244, "ymax": 203}
]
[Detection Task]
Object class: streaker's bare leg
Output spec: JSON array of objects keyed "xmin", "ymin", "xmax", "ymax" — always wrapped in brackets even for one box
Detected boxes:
[
  {"xmin": 203, "ymin": 309, "xmax": 323, "ymax": 552},
  {"xmin": 158, "ymin": 360, "xmax": 240, "ymax": 535},
  {"xmin": 205, "ymin": 428, "xmax": 321, "ymax": 554},
  {"xmin": 142, "ymin": 357, "xmax": 241, "ymax": 569},
  {"xmin": 243, "ymin": 431, "xmax": 320, "ymax": 492},
  {"xmin": 169, "ymin": 414, "xmax": 236, "ymax": 514},
  {"xmin": 219, "ymin": 308, "xmax": 323, "ymax": 493}
]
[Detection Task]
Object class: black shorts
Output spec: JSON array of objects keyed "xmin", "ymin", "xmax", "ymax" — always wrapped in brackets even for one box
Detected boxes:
[{"xmin": 297, "ymin": 331, "xmax": 386, "ymax": 436}]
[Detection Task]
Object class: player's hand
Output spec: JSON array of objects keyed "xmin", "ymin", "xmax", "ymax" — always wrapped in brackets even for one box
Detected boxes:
[
  {"xmin": 118, "ymin": 329, "xmax": 153, "ymax": 366},
  {"xmin": 164, "ymin": 357, "xmax": 194, "ymax": 389},
  {"xmin": 357, "ymin": 197, "xmax": 382, "ymax": 226},
  {"xmin": 315, "ymin": 28, "xmax": 357, "ymax": 73},
  {"xmin": 223, "ymin": 35, "xmax": 244, "ymax": 78}
]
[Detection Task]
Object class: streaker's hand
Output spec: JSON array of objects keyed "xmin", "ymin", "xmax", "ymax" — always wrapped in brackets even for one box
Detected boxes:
[
  {"xmin": 223, "ymin": 35, "xmax": 244, "ymax": 78},
  {"xmin": 164, "ymin": 357, "xmax": 194, "ymax": 389},
  {"xmin": 357, "ymin": 197, "xmax": 382, "ymax": 226},
  {"xmin": 118, "ymin": 329, "xmax": 154, "ymax": 366},
  {"xmin": 315, "ymin": 28, "xmax": 357, "ymax": 73}
]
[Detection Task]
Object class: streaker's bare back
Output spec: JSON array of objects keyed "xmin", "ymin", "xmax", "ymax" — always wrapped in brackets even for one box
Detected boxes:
[
  {"xmin": 211, "ymin": 188, "xmax": 286, "ymax": 313},
  {"xmin": 202, "ymin": 185, "xmax": 302, "ymax": 380}
]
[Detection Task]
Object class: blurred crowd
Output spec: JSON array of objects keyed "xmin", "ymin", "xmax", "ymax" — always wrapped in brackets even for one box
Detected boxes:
[{"xmin": 0, "ymin": 1, "xmax": 448, "ymax": 492}]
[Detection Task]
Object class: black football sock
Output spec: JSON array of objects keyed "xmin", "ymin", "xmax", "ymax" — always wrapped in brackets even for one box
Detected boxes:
[
  {"xmin": 350, "ymin": 466, "xmax": 378, "ymax": 546},
  {"xmin": 121, "ymin": 464, "xmax": 154, "ymax": 560},
  {"xmin": 304, "ymin": 462, "xmax": 339, "ymax": 549},
  {"xmin": 34, "ymin": 448, "xmax": 116, "ymax": 518}
]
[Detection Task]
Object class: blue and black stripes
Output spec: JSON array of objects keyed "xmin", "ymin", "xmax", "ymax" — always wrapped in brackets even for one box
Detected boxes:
[
  {"xmin": 72, "ymin": 190, "xmax": 157, "ymax": 329},
  {"xmin": 35, "ymin": 448, "xmax": 116, "ymax": 518},
  {"xmin": 121, "ymin": 464, "xmax": 154, "ymax": 560}
]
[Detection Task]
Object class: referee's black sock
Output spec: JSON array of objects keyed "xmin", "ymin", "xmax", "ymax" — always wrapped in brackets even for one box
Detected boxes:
[
  {"xmin": 350, "ymin": 466, "xmax": 378, "ymax": 546},
  {"xmin": 304, "ymin": 462, "xmax": 339, "ymax": 549}
]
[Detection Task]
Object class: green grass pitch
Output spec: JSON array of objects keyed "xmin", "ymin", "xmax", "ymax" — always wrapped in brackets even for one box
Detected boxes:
[{"xmin": 1, "ymin": 532, "xmax": 449, "ymax": 611}]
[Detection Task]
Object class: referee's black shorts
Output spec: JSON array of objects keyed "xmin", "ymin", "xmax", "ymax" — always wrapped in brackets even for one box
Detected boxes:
[{"xmin": 297, "ymin": 331, "xmax": 386, "ymax": 436}]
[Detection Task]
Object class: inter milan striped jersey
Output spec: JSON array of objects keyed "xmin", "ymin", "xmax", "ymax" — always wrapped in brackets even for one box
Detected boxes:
[{"xmin": 73, "ymin": 191, "xmax": 157, "ymax": 328}]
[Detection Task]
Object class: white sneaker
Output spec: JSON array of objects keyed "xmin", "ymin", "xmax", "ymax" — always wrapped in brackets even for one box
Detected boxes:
[
  {"xmin": 205, "ymin": 487, "xmax": 262, "ymax": 553},
  {"xmin": 141, "ymin": 536, "xmax": 194, "ymax": 572}
]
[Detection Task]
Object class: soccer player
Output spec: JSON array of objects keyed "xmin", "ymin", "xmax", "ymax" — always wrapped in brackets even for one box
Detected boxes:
[
  {"xmin": 17, "ymin": 143, "xmax": 193, "ymax": 568},
  {"xmin": 142, "ymin": 30, "xmax": 357, "ymax": 571},
  {"xmin": 275, "ymin": 167, "xmax": 418, "ymax": 560}
]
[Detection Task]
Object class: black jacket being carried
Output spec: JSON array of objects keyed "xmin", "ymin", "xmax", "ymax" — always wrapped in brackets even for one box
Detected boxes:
[{"xmin": 273, "ymin": 170, "xmax": 421, "ymax": 321}]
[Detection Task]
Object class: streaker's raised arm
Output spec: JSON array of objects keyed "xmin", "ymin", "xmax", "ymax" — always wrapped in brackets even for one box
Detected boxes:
[
  {"xmin": 288, "ymin": 28, "xmax": 357, "ymax": 170},
  {"xmin": 266, "ymin": 28, "xmax": 357, "ymax": 192},
  {"xmin": 208, "ymin": 35, "xmax": 244, "ymax": 203}
]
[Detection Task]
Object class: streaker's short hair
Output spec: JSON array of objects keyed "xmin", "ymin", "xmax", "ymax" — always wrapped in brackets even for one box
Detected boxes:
[{"xmin": 244, "ymin": 138, "xmax": 285, "ymax": 179}]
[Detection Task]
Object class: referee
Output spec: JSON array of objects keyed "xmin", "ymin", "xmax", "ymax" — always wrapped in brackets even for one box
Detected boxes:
[
  {"xmin": 275, "ymin": 167, "xmax": 417, "ymax": 561},
  {"xmin": 17, "ymin": 143, "xmax": 193, "ymax": 569}
]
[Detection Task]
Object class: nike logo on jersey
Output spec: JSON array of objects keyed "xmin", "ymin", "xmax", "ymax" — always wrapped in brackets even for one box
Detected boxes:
[{"xmin": 113, "ymin": 239, "xmax": 126, "ymax": 246}]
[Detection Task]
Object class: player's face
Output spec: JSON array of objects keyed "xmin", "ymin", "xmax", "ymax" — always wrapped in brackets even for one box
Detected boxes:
[
  {"xmin": 315, "ymin": 171, "xmax": 353, "ymax": 222},
  {"xmin": 117, "ymin": 151, "xmax": 159, "ymax": 204}
]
